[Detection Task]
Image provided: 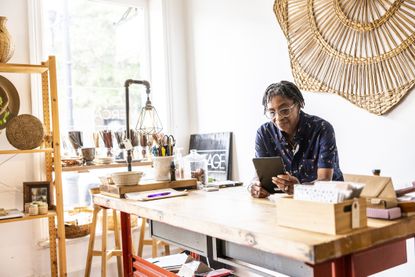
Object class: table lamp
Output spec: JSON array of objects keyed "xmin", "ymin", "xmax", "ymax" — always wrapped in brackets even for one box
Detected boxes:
[{"xmin": 124, "ymin": 79, "xmax": 163, "ymax": 171}]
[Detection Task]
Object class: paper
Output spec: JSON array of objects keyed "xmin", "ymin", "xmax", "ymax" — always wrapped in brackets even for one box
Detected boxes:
[
  {"xmin": 294, "ymin": 181, "xmax": 365, "ymax": 203},
  {"xmin": 146, "ymin": 253, "xmax": 189, "ymax": 271},
  {"xmin": 125, "ymin": 188, "xmax": 188, "ymax": 201},
  {"xmin": 0, "ymin": 209, "xmax": 24, "ymax": 220}
]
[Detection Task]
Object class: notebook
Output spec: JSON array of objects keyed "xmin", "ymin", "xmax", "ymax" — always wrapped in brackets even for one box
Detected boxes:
[{"xmin": 125, "ymin": 188, "xmax": 188, "ymax": 201}]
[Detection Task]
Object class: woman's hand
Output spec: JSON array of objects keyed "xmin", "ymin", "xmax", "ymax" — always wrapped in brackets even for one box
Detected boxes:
[
  {"xmin": 249, "ymin": 180, "xmax": 270, "ymax": 198},
  {"xmin": 272, "ymin": 173, "xmax": 299, "ymax": 195}
]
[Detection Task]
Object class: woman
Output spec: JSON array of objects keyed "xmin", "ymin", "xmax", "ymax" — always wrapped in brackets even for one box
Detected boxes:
[{"xmin": 250, "ymin": 81, "xmax": 343, "ymax": 198}]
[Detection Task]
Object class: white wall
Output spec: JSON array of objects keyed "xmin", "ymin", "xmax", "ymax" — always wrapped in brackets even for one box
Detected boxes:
[
  {"xmin": 2, "ymin": 0, "xmax": 415, "ymax": 276},
  {"xmin": 0, "ymin": 1, "xmax": 50, "ymax": 276},
  {"xmin": 182, "ymin": 0, "xmax": 415, "ymax": 187},
  {"xmin": 181, "ymin": 0, "xmax": 415, "ymax": 276}
]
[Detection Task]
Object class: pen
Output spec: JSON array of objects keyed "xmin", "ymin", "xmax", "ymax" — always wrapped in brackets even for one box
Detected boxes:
[{"xmin": 147, "ymin": 192, "xmax": 171, "ymax": 198}]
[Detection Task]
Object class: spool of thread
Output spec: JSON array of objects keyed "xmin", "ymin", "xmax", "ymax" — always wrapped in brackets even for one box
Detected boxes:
[
  {"xmin": 29, "ymin": 203, "xmax": 38, "ymax": 216},
  {"xmin": 38, "ymin": 202, "xmax": 48, "ymax": 215},
  {"xmin": 24, "ymin": 203, "xmax": 31, "ymax": 213}
]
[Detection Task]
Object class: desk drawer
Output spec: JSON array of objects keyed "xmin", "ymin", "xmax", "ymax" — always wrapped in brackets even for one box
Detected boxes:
[{"xmin": 150, "ymin": 220, "xmax": 208, "ymax": 255}]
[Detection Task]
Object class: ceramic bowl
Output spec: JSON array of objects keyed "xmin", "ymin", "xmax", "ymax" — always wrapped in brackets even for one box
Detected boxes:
[{"xmin": 111, "ymin": 171, "xmax": 143, "ymax": 186}]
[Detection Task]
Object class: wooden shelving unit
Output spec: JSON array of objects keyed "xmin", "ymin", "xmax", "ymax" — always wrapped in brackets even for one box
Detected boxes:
[{"xmin": 0, "ymin": 57, "xmax": 66, "ymax": 276}]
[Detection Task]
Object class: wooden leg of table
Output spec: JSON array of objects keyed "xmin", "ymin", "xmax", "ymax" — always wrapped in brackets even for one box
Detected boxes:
[
  {"xmin": 113, "ymin": 210, "xmax": 123, "ymax": 277},
  {"xmin": 101, "ymin": 208, "xmax": 107, "ymax": 277},
  {"xmin": 85, "ymin": 205, "xmax": 100, "ymax": 277},
  {"xmin": 121, "ymin": 212, "xmax": 133, "ymax": 277},
  {"xmin": 48, "ymin": 215, "xmax": 58, "ymax": 277},
  {"xmin": 309, "ymin": 260, "xmax": 333, "ymax": 276},
  {"xmin": 131, "ymin": 216, "xmax": 136, "ymax": 255},
  {"xmin": 331, "ymin": 256, "xmax": 350, "ymax": 277},
  {"xmin": 137, "ymin": 217, "xmax": 146, "ymax": 257},
  {"xmin": 164, "ymin": 243, "xmax": 170, "ymax": 256},
  {"xmin": 152, "ymin": 239, "xmax": 158, "ymax": 258}
]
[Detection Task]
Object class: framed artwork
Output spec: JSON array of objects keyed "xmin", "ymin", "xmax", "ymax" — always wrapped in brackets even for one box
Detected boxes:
[
  {"xmin": 189, "ymin": 132, "xmax": 233, "ymax": 181},
  {"xmin": 23, "ymin": 181, "xmax": 51, "ymax": 209}
]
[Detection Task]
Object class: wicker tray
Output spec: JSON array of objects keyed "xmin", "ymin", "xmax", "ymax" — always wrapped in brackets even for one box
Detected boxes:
[{"xmin": 6, "ymin": 114, "xmax": 44, "ymax": 150}]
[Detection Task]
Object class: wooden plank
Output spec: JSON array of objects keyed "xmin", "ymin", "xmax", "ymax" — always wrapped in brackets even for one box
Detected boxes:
[
  {"xmin": 0, "ymin": 62, "xmax": 48, "ymax": 73},
  {"xmin": 48, "ymin": 56, "xmax": 67, "ymax": 276},
  {"xmin": 0, "ymin": 148, "xmax": 53, "ymax": 154},
  {"xmin": 93, "ymin": 187, "xmax": 415, "ymax": 264},
  {"xmin": 100, "ymin": 179, "xmax": 197, "ymax": 198},
  {"xmin": 61, "ymin": 160, "xmax": 152, "ymax": 172},
  {"xmin": 48, "ymin": 215, "xmax": 58, "ymax": 277},
  {"xmin": 0, "ymin": 211, "xmax": 56, "ymax": 224}
]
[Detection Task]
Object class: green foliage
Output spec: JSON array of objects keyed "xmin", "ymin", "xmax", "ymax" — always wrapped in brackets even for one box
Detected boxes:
[{"xmin": 48, "ymin": 0, "xmax": 146, "ymax": 129}]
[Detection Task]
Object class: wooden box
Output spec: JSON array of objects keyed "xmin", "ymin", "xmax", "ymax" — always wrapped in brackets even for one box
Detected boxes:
[
  {"xmin": 99, "ymin": 178, "xmax": 197, "ymax": 198},
  {"xmin": 276, "ymin": 197, "xmax": 367, "ymax": 235}
]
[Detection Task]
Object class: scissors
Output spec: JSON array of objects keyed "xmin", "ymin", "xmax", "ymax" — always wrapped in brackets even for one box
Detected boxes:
[{"xmin": 162, "ymin": 135, "xmax": 176, "ymax": 156}]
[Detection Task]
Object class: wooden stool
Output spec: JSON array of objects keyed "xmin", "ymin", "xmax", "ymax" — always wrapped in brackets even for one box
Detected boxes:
[
  {"xmin": 85, "ymin": 205, "xmax": 122, "ymax": 277},
  {"xmin": 137, "ymin": 217, "xmax": 170, "ymax": 258}
]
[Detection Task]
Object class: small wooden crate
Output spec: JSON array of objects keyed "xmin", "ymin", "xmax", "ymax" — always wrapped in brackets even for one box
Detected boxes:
[
  {"xmin": 100, "ymin": 178, "xmax": 197, "ymax": 198},
  {"xmin": 276, "ymin": 197, "xmax": 367, "ymax": 235}
]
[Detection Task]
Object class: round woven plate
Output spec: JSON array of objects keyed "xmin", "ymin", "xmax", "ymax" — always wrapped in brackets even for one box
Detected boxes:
[
  {"xmin": 6, "ymin": 114, "xmax": 44, "ymax": 150},
  {"xmin": 0, "ymin": 75, "xmax": 20, "ymax": 129}
]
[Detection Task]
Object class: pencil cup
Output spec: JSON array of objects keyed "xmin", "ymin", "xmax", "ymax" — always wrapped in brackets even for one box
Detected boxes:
[{"xmin": 153, "ymin": 156, "xmax": 174, "ymax": 181}]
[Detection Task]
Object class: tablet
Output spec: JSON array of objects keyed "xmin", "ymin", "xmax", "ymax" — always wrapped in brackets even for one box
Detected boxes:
[{"xmin": 252, "ymin": 156, "xmax": 286, "ymax": 194}]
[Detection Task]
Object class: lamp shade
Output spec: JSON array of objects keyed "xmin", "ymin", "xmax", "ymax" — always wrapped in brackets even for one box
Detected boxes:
[{"xmin": 135, "ymin": 99, "xmax": 163, "ymax": 135}]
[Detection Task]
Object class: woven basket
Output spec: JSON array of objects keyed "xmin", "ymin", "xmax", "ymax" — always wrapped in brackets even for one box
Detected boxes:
[
  {"xmin": 63, "ymin": 207, "xmax": 93, "ymax": 239},
  {"xmin": 64, "ymin": 223, "xmax": 90, "ymax": 239}
]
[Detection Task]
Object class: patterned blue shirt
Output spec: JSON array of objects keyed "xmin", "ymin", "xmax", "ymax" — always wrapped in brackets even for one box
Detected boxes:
[{"xmin": 255, "ymin": 111, "xmax": 343, "ymax": 183}]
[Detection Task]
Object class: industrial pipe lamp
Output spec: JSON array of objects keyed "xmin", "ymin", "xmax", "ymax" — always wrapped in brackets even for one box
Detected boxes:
[{"xmin": 124, "ymin": 79, "xmax": 163, "ymax": 171}]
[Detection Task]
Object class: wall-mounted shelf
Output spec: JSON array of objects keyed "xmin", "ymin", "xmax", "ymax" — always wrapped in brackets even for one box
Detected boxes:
[
  {"xmin": 0, "ymin": 148, "xmax": 53, "ymax": 155},
  {"xmin": 61, "ymin": 160, "xmax": 152, "ymax": 172},
  {"xmin": 0, "ymin": 63, "xmax": 48, "ymax": 73},
  {"xmin": 0, "ymin": 211, "xmax": 56, "ymax": 224}
]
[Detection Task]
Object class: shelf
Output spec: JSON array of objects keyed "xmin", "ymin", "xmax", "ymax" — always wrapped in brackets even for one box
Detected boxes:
[
  {"xmin": 0, "ymin": 148, "xmax": 53, "ymax": 155},
  {"xmin": 61, "ymin": 160, "xmax": 153, "ymax": 172},
  {"xmin": 0, "ymin": 62, "xmax": 49, "ymax": 73},
  {"xmin": 0, "ymin": 211, "xmax": 56, "ymax": 224},
  {"xmin": 1, "ymin": 56, "xmax": 65, "ymax": 276}
]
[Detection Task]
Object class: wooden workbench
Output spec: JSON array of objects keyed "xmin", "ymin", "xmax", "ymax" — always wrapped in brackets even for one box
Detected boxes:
[{"xmin": 94, "ymin": 187, "xmax": 414, "ymax": 276}]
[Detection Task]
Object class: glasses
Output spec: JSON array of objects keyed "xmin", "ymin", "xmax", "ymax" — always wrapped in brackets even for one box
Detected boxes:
[{"xmin": 265, "ymin": 104, "xmax": 296, "ymax": 119}]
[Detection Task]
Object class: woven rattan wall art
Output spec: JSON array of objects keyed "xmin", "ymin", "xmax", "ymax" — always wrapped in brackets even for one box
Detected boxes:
[{"xmin": 274, "ymin": 0, "xmax": 415, "ymax": 115}]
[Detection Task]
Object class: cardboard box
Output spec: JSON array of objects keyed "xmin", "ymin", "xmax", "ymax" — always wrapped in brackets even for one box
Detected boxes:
[{"xmin": 276, "ymin": 197, "xmax": 367, "ymax": 235}]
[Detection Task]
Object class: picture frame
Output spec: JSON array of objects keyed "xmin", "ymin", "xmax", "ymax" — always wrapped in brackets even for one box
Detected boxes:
[
  {"xmin": 189, "ymin": 132, "xmax": 233, "ymax": 181},
  {"xmin": 23, "ymin": 181, "xmax": 51, "ymax": 210}
]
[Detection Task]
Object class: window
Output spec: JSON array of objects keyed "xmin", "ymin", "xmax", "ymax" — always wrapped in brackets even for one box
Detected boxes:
[
  {"xmin": 38, "ymin": 0, "xmax": 163, "ymax": 208},
  {"xmin": 42, "ymin": 0, "xmax": 150, "ymax": 143}
]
